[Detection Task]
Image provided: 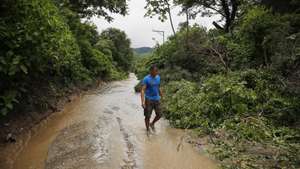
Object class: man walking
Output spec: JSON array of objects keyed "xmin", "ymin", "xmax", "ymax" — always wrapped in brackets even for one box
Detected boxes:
[{"xmin": 141, "ymin": 65, "xmax": 162, "ymax": 132}]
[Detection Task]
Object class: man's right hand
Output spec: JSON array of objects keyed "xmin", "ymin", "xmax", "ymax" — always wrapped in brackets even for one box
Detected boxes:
[
  {"xmin": 141, "ymin": 84, "xmax": 146, "ymax": 109},
  {"xmin": 142, "ymin": 102, "xmax": 146, "ymax": 109}
]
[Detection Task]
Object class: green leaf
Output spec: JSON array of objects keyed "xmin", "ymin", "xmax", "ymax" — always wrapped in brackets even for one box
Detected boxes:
[
  {"xmin": 12, "ymin": 57, "xmax": 20, "ymax": 65},
  {"xmin": 1, "ymin": 108, "xmax": 8, "ymax": 116},
  {"xmin": 8, "ymin": 68, "xmax": 16, "ymax": 76},
  {"xmin": 6, "ymin": 51, "xmax": 14, "ymax": 57},
  {"xmin": 0, "ymin": 57, "xmax": 6, "ymax": 64},
  {"xmin": 20, "ymin": 65, "xmax": 28, "ymax": 74},
  {"xmin": 6, "ymin": 103, "xmax": 13, "ymax": 110},
  {"xmin": 12, "ymin": 98, "xmax": 19, "ymax": 103},
  {"xmin": 33, "ymin": 32, "xmax": 39, "ymax": 36}
]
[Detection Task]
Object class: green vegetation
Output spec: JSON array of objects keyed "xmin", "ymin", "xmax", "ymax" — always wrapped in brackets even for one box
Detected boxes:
[
  {"xmin": 0, "ymin": 0, "xmax": 132, "ymax": 117},
  {"xmin": 136, "ymin": 1, "xmax": 300, "ymax": 168},
  {"xmin": 1, "ymin": 0, "xmax": 299, "ymax": 167},
  {"xmin": 100, "ymin": 28, "xmax": 134, "ymax": 72}
]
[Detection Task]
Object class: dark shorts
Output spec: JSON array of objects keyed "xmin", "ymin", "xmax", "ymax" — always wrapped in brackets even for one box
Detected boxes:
[{"xmin": 144, "ymin": 99, "xmax": 161, "ymax": 118}]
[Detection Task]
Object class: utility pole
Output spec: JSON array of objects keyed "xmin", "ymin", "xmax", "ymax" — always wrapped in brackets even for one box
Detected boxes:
[{"xmin": 152, "ymin": 29, "xmax": 165, "ymax": 44}]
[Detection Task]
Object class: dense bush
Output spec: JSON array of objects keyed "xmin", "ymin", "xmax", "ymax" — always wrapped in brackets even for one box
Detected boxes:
[
  {"xmin": 162, "ymin": 70, "xmax": 300, "ymax": 168},
  {"xmin": 77, "ymin": 39, "xmax": 112, "ymax": 77},
  {"xmin": 0, "ymin": 0, "xmax": 133, "ymax": 116},
  {"xmin": 100, "ymin": 28, "xmax": 134, "ymax": 72},
  {"xmin": 134, "ymin": 1, "xmax": 300, "ymax": 168},
  {"xmin": 163, "ymin": 69, "xmax": 299, "ymax": 127},
  {"xmin": 138, "ymin": 25, "xmax": 223, "ymax": 76},
  {"xmin": 0, "ymin": 0, "xmax": 87, "ymax": 115},
  {"xmin": 237, "ymin": 7, "xmax": 298, "ymax": 69}
]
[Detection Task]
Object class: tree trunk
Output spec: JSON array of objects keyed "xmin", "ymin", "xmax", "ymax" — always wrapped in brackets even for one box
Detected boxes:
[
  {"xmin": 186, "ymin": 8, "xmax": 190, "ymax": 52},
  {"xmin": 164, "ymin": 0, "xmax": 176, "ymax": 36},
  {"xmin": 221, "ymin": 0, "xmax": 231, "ymax": 33},
  {"xmin": 168, "ymin": 10, "xmax": 176, "ymax": 36},
  {"xmin": 213, "ymin": 0, "xmax": 238, "ymax": 33}
]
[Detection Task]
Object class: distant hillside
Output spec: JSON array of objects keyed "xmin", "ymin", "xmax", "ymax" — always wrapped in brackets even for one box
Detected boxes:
[{"xmin": 133, "ymin": 47, "xmax": 153, "ymax": 55}]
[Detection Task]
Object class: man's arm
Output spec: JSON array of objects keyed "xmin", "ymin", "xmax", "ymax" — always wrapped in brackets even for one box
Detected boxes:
[
  {"xmin": 141, "ymin": 84, "xmax": 146, "ymax": 108},
  {"xmin": 159, "ymin": 87, "xmax": 163, "ymax": 99}
]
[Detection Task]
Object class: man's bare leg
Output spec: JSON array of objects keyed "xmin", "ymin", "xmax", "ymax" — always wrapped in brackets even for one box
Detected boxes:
[
  {"xmin": 145, "ymin": 117, "xmax": 150, "ymax": 131},
  {"xmin": 150, "ymin": 114, "xmax": 161, "ymax": 130}
]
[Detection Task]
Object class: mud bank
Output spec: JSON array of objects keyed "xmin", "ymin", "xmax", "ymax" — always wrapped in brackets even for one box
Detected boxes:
[{"xmin": 0, "ymin": 80, "xmax": 107, "ymax": 169}]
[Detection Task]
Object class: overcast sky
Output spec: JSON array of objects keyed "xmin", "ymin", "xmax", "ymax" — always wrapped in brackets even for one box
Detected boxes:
[{"xmin": 91, "ymin": 0, "xmax": 218, "ymax": 48}]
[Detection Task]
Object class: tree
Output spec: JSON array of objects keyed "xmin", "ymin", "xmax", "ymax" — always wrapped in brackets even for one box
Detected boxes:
[
  {"xmin": 0, "ymin": 0, "xmax": 87, "ymax": 115},
  {"xmin": 54, "ymin": 0, "xmax": 129, "ymax": 21},
  {"xmin": 100, "ymin": 28, "xmax": 133, "ymax": 71},
  {"xmin": 0, "ymin": 0, "xmax": 134, "ymax": 116},
  {"xmin": 145, "ymin": 0, "xmax": 176, "ymax": 35},
  {"xmin": 175, "ymin": 0, "xmax": 241, "ymax": 33},
  {"xmin": 260, "ymin": 0, "xmax": 300, "ymax": 13}
]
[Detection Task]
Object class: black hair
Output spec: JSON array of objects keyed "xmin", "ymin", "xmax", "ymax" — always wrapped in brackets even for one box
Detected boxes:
[{"xmin": 149, "ymin": 64, "xmax": 158, "ymax": 71}]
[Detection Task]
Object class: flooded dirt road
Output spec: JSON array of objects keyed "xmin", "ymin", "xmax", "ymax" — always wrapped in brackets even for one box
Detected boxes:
[{"xmin": 11, "ymin": 74, "xmax": 217, "ymax": 169}]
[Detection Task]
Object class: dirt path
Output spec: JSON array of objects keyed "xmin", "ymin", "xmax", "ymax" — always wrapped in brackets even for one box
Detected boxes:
[{"xmin": 7, "ymin": 74, "xmax": 218, "ymax": 169}]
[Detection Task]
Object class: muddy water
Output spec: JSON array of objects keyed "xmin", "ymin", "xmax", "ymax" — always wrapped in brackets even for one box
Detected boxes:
[{"xmin": 12, "ymin": 74, "xmax": 217, "ymax": 169}]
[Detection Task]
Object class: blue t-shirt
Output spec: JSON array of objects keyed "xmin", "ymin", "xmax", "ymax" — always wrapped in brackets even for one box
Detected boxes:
[{"xmin": 142, "ymin": 74, "xmax": 161, "ymax": 101}]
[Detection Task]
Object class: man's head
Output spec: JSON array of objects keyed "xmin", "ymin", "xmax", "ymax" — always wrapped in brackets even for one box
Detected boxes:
[{"xmin": 149, "ymin": 65, "xmax": 159, "ymax": 77}]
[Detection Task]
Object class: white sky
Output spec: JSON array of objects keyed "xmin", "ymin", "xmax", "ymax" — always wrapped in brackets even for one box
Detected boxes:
[{"xmin": 91, "ymin": 0, "xmax": 219, "ymax": 48}]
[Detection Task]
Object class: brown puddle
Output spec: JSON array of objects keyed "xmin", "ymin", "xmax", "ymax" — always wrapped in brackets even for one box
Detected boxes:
[{"xmin": 7, "ymin": 74, "xmax": 218, "ymax": 169}]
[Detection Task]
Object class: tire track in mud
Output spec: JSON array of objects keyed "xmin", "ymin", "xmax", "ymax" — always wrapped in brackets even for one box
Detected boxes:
[{"xmin": 116, "ymin": 117, "xmax": 137, "ymax": 169}]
